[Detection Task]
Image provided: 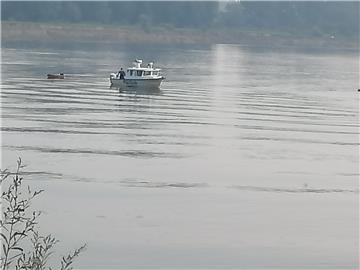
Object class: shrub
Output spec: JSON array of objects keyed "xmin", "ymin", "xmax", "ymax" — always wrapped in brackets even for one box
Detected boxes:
[{"xmin": 0, "ymin": 158, "xmax": 86, "ymax": 270}]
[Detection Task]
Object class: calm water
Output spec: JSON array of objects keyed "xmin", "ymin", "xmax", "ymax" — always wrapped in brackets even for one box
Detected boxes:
[{"xmin": 1, "ymin": 42, "xmax": 359, "ymax": 268}]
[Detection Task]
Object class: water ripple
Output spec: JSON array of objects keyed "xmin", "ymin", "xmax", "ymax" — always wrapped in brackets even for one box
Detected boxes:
[
  {"xmin": 3, "ymin": 145, "xmax": 183, "ymax": 158},
  {"xmin": 231, "ymin": 185, "xmax": 358, "ymax": 194}
]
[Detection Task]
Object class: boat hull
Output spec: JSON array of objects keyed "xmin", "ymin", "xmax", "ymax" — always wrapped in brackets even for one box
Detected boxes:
[
  {"xmin": 47, "ymin": 74, "xmax": 64, "ymax": 79},
  {"xmin": 110, "ymin": 78, "xmax": 163, "ymax": 89}
]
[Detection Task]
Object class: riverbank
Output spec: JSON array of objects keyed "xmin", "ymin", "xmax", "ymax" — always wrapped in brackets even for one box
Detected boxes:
[{"xmin": 2, "ymin": 21, "xmax": 358, "ymax": 50}]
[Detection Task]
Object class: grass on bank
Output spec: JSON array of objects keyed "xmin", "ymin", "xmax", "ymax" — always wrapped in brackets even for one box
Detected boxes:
[{"xmin": 2, "ymin": 20, "xmax": 358, "ymax": 49}]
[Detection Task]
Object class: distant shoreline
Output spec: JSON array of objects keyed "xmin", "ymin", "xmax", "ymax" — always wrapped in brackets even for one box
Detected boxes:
[{"xmin": 1, "ymin": 21, "xmax": 359, "ymax": 50}]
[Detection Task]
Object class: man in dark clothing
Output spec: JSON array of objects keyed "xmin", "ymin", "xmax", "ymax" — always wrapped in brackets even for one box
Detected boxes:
[{"xmin": 119, "ymin": 68, "xmax": 125, "ymax": 79}]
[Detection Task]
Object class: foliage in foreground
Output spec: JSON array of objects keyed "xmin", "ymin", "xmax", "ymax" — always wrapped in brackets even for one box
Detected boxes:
[{"xmin": 0, "ymin": 158, "xmax": 86, "ymax": 270}]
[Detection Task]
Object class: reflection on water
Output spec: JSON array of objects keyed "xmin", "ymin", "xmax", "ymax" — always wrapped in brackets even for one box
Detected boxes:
[
  {"xmin": 111, "ymin": 85, "xmax": 163, "ymax": 95},
  {"xmin": 1, "ymin": 43, "xmax": 359, "ymax": 268}
]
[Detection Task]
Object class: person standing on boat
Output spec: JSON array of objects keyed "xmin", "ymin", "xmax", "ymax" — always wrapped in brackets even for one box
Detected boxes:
[{"xmin": 119, "ymin": 68, "xmax": 125, "ymax": 80}]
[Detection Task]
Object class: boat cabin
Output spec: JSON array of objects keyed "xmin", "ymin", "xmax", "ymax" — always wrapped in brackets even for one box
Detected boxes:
[{"xmin": 125, "ymin": 60, "xmax": 161, "ymax": 79}]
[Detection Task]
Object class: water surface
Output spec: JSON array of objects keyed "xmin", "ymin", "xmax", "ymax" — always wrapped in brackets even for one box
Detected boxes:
[{"xmin": 1, "ymin": 42, "xmax": 359, "ymax": 268}]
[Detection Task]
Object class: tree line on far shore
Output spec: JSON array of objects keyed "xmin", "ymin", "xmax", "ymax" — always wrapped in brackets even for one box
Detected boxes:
[{"xmin": 1, "ymin": 1, "xmax": 359, "ymax": 39}]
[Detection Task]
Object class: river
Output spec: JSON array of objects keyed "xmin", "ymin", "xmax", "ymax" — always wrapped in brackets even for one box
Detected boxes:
[{"xmin": 1, "ymin": 42, "xmax": 359, "ymax": 268}]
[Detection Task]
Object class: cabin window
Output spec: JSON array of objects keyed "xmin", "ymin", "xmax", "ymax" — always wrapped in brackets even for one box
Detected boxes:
[
  {"xmin": 129, "ymin": 70, "xmax": 133, "ymax": 76},
  {"xmin": 137, "ymin": 70, "xmax": 143, "ymax": 76},
  {"xmin": 144, "ymin": 71, "xmax": 151, "ymax": 76},
  {"xmin": 153, "ymin": 71, "xmax": 158, "ymax": 76}
]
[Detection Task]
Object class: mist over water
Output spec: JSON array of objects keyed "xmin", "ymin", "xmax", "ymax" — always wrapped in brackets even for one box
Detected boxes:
[{"xmin": 1, "ymin": 42, "xmax": 359, "ymax": 268}]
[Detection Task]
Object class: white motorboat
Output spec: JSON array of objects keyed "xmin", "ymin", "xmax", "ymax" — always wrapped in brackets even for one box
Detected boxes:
[{"xmin": 110, "ymin": 59, "xmax": 164, "ymax": 89}]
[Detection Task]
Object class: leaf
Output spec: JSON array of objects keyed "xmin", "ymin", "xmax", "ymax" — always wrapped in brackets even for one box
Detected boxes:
[
  {"xmin": 1, "ymin": 232, "xmax": 8, "ymax": 244},
  {"xmin": 13, "ymin": 231, "xmax": 27, "ymax": 238}
]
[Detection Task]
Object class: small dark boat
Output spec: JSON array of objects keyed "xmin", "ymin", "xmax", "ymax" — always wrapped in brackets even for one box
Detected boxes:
[{"xmin": 47, "ymin": 73, "xmax": 64, "ymax": 79}]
